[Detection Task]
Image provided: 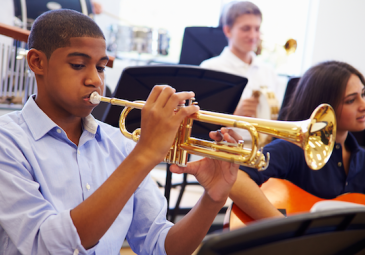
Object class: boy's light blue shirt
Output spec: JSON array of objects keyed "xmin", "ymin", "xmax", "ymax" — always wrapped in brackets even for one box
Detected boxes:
[{"xmin": 0, "ymin": 96, "xmax": 172, "ymax": 255}]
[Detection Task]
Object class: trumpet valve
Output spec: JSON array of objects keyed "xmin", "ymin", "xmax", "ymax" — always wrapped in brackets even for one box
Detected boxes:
[
  {"xmin": 188, "ymin": 98, "xmax": 197, "ymax": 106},
  {"xmin": 238, "ymin": 140, "xmax": 244, "ymax": 148},
  {"xmin": 176, "ymin": 104, "xmax": 185, "ymax": 110}
]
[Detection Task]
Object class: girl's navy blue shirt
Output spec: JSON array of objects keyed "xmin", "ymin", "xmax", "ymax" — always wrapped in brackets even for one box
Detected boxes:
[{"xmin": 240, "ymin": 133, "xmax": 365, "ymax": 199}]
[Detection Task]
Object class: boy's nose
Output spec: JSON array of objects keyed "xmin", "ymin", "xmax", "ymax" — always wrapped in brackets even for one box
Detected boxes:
[
  {"xmin": 85, "ymin": 69, "xmax": 103, "ymax": 87},
  {"xmin": 248, "ymin": 29, "xmax": 259, "ymax": 39}
]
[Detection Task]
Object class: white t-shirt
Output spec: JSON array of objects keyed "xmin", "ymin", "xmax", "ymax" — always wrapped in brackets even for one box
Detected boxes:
[
  {"xmin": 200, "ymin": 47, "xmax": 284, "ymax": 142},
  {"xmin": 201, "ymin": 47, "xmax": 282, "ymax": 103}
]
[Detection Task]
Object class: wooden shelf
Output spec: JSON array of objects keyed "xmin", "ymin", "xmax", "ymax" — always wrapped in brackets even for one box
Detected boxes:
[{"xmin": 0, "ymin": 22, "xmax": 114, "ymax": 68}]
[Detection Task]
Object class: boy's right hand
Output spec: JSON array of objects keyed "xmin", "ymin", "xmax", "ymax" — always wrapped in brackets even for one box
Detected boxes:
[
  {"xmin": 135, "ymin": 85, "xmax": 199, "ymax": 166},
  {"xmin": 234, "ymin": 96, "xmax": 259, "ymax": 117}
]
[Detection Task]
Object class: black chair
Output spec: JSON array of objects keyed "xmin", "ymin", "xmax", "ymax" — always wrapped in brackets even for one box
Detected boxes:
[
  {"xmin": 179, "ymin": 27, "xmax": 227, "ymax": 66},
  {"xmin": 277, "ymin": 77, "xmax": 300, "ymax": 121},
  {"xmin": 198, "ymin": 207, "xmax": 365, "ymax": 255},
  {"xmin": 101, "ymin": 65, "xmax": 248, "ymax": 222}
]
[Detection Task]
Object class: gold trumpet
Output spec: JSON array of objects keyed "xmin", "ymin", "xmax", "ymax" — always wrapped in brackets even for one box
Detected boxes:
[{"xmin": 90, "ymin": 92, "xmax": 336, "ymax": 171}]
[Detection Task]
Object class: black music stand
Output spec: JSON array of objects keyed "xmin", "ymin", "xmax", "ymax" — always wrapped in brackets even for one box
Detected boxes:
[
  {"xmin": 197, "ymin": 207, "xmax": 365, "ymax": 255},
  {"xmin": 101, "ymin": 65, "xmax": 247, "ymax": 221},
  {"xmin": 179, "ymin": 27, "xmax": 227, "ymax": 65}
]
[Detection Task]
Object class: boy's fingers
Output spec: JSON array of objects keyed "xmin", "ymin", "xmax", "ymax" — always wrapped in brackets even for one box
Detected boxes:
[
  {"xmin": 174, "ymin": 104, "xmax": 199, "ymax": 120},
  {"xmin": 170, "ymin": 162, "xmax": 198, "ymax": 176},
  {"xmin": 153, "ymin": 86, "xmax": 177, "ymax": 109},
  {"xmin": 145, "ymin": 85, "xmax": 169, "ymax": 105},
  {"xmin": 164, "ymin": 91, "xmax": 195, "ymax": 112},
  {"xmin": 210, "ymin": 128, "xmax": 243, "ymax": 144},
  {"xmin": 209, "ymin": 131, "xmax": 223, "ymax": 142},
  {"xmin": 223, "ymin": 128, "xmax": 243, "ymax": 141},
  {"xmin": 249, "ymin": 95, "xmax": 260, "ymax": 103},
  {"xmin": 223, "ymin": 133, "xmax": 238, "ymax": 144}
]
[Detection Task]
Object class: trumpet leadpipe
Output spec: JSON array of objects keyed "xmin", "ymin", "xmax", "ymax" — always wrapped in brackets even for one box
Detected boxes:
[
  {"xmin": 195, "ymin": 110, "xmax": 310, "ymax": 145},
  {"xmin": 90, "ymin": 91, "xmax": 145, "ymax": 109}
]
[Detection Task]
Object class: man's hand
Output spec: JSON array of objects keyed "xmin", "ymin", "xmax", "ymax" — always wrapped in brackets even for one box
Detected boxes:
[
  {"xmin": 234, "ymin": 96, "xmax": 259, "ymax": 117},
  {"xmin": 135, "ymin": 85, "xmax": 199, "ymax": 167}
]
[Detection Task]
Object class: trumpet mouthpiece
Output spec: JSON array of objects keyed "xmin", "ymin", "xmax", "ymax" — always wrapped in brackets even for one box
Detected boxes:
[{"xmin": 90, "ymin": 92, "xmax": 101, "ymax": 104}]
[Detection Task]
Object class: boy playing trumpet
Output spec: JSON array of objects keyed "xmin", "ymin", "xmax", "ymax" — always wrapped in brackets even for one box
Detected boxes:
[{"xmin": 0, "ymin": 9, "xmax": 238, "ymax": 255}]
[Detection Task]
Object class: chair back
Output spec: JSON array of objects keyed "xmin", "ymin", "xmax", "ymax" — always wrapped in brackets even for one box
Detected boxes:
[{"xmin": 179, "ymin": 27, "xmax": 227, "ymax": 66}]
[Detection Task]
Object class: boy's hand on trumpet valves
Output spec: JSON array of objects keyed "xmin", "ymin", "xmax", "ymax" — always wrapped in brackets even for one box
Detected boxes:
[{"xmin": 134, "ymin": 85, "xmax": 199, "ymax": 167}]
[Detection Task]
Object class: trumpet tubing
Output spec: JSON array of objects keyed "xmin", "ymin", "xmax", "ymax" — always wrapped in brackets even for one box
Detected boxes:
[{"xmin": 90, "ymin": 92, "xmax": 336, "ymax": 171}]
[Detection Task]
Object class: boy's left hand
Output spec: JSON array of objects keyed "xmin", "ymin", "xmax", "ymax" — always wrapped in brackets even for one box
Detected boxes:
[
  {"xmin": 169, "ymin": 127, "xmax": 240, "ymax": 204},
  {"xmin": 170, "ymin": 158, "xmax": 238, "ymax": 204}
]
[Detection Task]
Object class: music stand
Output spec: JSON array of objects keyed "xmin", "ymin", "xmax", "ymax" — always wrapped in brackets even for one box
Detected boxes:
[
  {"xmin": 179, "ymin": 27, "xmax": 227, "ymax": 65},
  {"xmin": 101, "ymin": 65, "xmax": 247, "ymax": 220},
  {"xmin": 102, "ymin": 65, "xmax": 247, "ymax": 140},
  {"xmin": 197, "ymin": 207, "xmax": 365, "ymax": 255}
]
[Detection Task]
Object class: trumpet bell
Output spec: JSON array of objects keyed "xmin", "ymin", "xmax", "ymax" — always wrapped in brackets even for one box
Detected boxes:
[
  {"xmin": 284, "ymin": 38, "xmax": 297, "ymax": 55},
  {"xmin": 304, "ymin": 104, "xmax": 336, "ymax": 170}
]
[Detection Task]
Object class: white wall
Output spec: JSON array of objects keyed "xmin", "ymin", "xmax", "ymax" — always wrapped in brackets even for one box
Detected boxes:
[
  {"xmin": 303, "ymin": 0, "xmax": 365, "ymax": 75},
  {"xmin": 96, "ymin": 0, "xmax": 365, "ymax": 89},
  {"xmin": 93, "ymin": 0, "xmax": 124, "ymax": 92},
  {"xmin": 93, "ymin": 0, "xmax": 122, "ymax": 36},
  {"xmin": 251, "ymin": 0, "xmax": 311, "ymax": 76}
]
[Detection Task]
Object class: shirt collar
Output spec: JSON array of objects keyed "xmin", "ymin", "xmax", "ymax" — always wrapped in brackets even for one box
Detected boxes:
[
  {"xmin": 22, "ymin": 96, "xmax": 101, "ymax": 141},
  {"xmin": 345, "ymin": 132, "xmax": 361, "ymax": 153},
  {"xmin": 221, "ymin": 47, "xmax": 259, "ymax": 68},
  {"xmin": 83, "ymin": 115, "xmax": 99, "ymax": 135}
]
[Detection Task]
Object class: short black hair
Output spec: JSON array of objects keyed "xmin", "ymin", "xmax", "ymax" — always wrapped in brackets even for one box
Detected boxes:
[
  {"xmin": 28, "ymin": 9, "xmax": 105, "ymax": 59},
  {"xmin": 283, "ymin": 61, "xmax": 365, "ymax": 121}
]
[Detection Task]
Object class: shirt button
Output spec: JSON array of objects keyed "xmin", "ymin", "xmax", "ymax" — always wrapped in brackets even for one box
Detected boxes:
[
  {"xmin": 335, "ymin": 144, "xmax": 340, "ymax": 149},
  {"xmin": 73, "ymin": 249, "xmax": 79, "ymax": 255},
  {"xmin": 77, "ymin": 150, "xmax": 80, "ymax": 155},
  {"xmin": 57, "ymin": 129, "xmax": 61, "ymax": 134},
  {"xmin": 346, "ymin": 182, "xmax": 348, "ymax": 186},
  {"xmin": 86, "ymin": 183, "xmax": 91, "ymax": 190},
  {"xmin": 338, "ymin": 162, "xmax": 342, "ymax": 167}
]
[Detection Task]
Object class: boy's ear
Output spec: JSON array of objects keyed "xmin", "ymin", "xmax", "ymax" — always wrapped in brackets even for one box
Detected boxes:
[
  {"xmin": 27, "ymin": 49, "xmax": 47, "ymax": 75},
  {"xmin": 223, "ymin": 25, "xmax": 231, "ymax": 39}
]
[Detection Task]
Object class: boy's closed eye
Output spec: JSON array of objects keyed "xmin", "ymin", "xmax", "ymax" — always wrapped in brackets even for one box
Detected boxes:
[
  {"xmin": 96, "ymin": 66, "xmax": 106, "ymax": 73},
  {"xmin": 69, "ymin": 63, "xmax": 105, "ymax": 73},
  {"xmin": 70, "ymin": 63, "xmax": 85, "ymax": 70}
]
